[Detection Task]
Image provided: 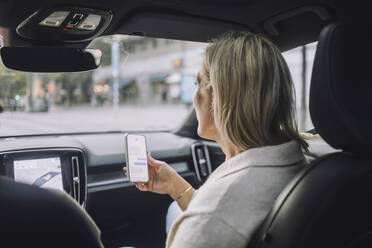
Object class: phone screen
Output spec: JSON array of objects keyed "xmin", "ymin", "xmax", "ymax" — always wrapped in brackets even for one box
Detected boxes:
[{"xmin": 126, "ymin": 134, "xmax": 149, "ymax": 182}]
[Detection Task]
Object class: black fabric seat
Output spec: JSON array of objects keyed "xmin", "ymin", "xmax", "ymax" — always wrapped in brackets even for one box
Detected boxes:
[
  {"xmin": 249, "ymin": 24, "xmax": 372, "ymax": 248},
  {"xmin": 0, "ymin": 176, "xmax": 103, "ymax": 248}
]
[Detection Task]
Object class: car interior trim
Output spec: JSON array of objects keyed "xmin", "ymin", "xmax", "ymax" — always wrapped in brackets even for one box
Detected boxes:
[{"xmin": 191, "ymin": 142, "xmax": 212, "ymax": 183}]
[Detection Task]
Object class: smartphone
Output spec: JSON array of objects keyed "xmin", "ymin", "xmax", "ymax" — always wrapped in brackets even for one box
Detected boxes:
[{"xmin": 125, "ymin": 134, "xmax": 149, "ymax": 182}]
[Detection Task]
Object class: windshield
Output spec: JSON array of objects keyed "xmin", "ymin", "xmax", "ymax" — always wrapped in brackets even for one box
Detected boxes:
[
  {"xmin": 0, "ymin": 35, "xmax": 208, "ymax": 136},
  {"xmin": 0, "ymin": 35, "xmax": 316, "ymax": 137}
]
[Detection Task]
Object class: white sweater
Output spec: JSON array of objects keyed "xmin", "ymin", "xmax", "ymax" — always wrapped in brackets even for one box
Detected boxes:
[{"xmin": 166, "ymin": 141, "xmax": 306, "ymax": 248}]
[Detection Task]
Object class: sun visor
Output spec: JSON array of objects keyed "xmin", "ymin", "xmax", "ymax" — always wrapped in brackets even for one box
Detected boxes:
[
  {"xmin": 263, "ymin": 5, "xmax": 333, "ymax": 51},
  {"xmin": 116, "ymin": 11, "xmax": 250, "ymax": 42}
]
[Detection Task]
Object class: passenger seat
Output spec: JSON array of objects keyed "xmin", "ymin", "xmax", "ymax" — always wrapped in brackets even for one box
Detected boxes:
[{"xmin": 248, "ymin": 23, "xmax": 372, "ymax": 248}]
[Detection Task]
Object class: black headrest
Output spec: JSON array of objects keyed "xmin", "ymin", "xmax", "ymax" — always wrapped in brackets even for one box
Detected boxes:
[
  {"xmin": 0, "ymin": 176, "xmax": 103, "ymax": 247},
  {"xmin": 310, "ymin": 24, "xmax": 372, "ymax": 155}
]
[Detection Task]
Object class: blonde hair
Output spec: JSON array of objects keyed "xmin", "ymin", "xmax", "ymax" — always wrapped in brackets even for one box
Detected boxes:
[{"xmin": 202, "ymin": 31, "xmax": 308, "ymax": 151}]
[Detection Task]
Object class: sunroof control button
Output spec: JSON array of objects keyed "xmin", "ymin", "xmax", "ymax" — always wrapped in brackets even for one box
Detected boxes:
[{"xmin": 68, "ymin": 13, "xmax": 84, "ymax": 26}]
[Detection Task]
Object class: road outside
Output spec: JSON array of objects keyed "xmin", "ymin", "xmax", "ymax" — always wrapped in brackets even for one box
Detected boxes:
[{"xmin": 0, "ymin": 104, "xmax": 192, "ymax": 136}]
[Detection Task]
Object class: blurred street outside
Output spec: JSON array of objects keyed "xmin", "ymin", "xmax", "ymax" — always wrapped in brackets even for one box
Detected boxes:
[{"xmin": 0, "ymin": 104, "xmax": 191, "ymax": 136}]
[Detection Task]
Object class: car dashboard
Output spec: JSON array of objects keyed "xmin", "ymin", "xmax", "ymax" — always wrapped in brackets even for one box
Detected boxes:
[{"xmin": 0, "ymin": 132, "xmax": 225, "ymax": 247}]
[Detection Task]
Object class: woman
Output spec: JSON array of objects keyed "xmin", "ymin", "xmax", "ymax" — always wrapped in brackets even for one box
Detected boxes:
[{"xmin": 127, "ymin": 31, "xmax": 307, "ymax": 247}]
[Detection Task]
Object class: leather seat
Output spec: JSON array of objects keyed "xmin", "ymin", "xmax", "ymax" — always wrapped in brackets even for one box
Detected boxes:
[
  {"xmin": 0, "ymin": 176, "xmax": 103, "ymax": 248},
  {"xmin": 249, "ymin": 24, "xmax": 372, "ymax": 248}
]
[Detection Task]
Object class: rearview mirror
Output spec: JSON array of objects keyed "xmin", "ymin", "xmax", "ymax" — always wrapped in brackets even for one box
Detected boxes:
[{"xmin": 0, "ymin": 47, "xmax": 102, "ymax": 72}]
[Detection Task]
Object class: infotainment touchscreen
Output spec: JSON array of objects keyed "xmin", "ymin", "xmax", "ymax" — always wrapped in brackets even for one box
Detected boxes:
[{"xmin": 13, "ymin": 157, "xmax": 63, "ymax": 190}]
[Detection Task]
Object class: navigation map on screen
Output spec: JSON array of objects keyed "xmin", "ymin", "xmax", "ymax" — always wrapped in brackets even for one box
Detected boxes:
[{"xmin": 14, "ymin": 157, "xmax": 63, "ymax": 190}]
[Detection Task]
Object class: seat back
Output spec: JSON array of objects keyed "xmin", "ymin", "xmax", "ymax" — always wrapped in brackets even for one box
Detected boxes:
[
  {"xmin": 251, "ymin": 24, "xmax": 372, "ymax": 248},
  {"xmin": 0, "ymin": 176, "xmax": 103, "ymax": 248}
]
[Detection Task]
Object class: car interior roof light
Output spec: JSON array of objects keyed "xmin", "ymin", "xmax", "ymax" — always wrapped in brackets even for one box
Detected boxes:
[
  {"xmin": 39, "ymin": 11, "xmax": 70, "ymax": 27},
  {"xmin": 77, "ymin": 14, "xmax": 101, "ymax": 31}
]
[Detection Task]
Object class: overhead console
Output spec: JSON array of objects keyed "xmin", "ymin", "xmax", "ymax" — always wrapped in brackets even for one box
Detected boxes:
[
  {"xmin": 16, "ymin": 6, "xmax": 112, "ymax": 42},
  {"xmin": 0, "ymin": 148, "xmax": 87, "ymax": 206}
]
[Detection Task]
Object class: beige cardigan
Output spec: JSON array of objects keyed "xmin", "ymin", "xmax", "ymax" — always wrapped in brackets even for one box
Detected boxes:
[{"xmin": 166, "ymin": 141, "xmax": 306, "ymax": 248}]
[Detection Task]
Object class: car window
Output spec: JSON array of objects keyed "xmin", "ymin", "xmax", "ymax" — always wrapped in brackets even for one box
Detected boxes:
[
  {"xmin": 0, "ymin": 36, "xmax": 315, "ymax": 137},
  {"xmin": 282, "ymin": 42, "xmax": 317, "ymax": 132},
  {"xmin": 0, "ymin": 35, "xmax": 208, "ymax": 136}
]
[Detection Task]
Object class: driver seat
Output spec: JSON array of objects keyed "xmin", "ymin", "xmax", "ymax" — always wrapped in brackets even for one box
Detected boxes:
[
  {"xmin": 249, "ymin": 23, "xmax": 372, "ymax": 248},
  {"xmin": 0, "ymin": 176, "xmax": 104, "ymax": 248}
]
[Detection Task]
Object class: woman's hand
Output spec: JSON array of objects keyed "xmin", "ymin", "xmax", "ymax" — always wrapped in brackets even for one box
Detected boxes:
[{"xmin": 123, "ymin": 153, "xmax": 192, "ymax": 200}]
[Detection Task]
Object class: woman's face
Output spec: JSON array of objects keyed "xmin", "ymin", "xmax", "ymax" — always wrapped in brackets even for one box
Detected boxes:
[{"xmin": 193, "ymin": 71, "xmax": 218, "ymax": 141}]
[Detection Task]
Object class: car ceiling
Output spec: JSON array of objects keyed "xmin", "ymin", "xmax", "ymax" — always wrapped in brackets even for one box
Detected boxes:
[{"xmin": 0, "ymin": 0, "xmax": 366, "ymax": 51}]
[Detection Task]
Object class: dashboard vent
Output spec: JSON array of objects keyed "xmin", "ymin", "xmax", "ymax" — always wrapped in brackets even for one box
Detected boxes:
[
  {"xmin": 191, "ymin": 143, "xmax": 212, "ymax": 183},
  {"xmin": 71, "ymin": 156, "xmax": 80, "ymax": 203}
]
